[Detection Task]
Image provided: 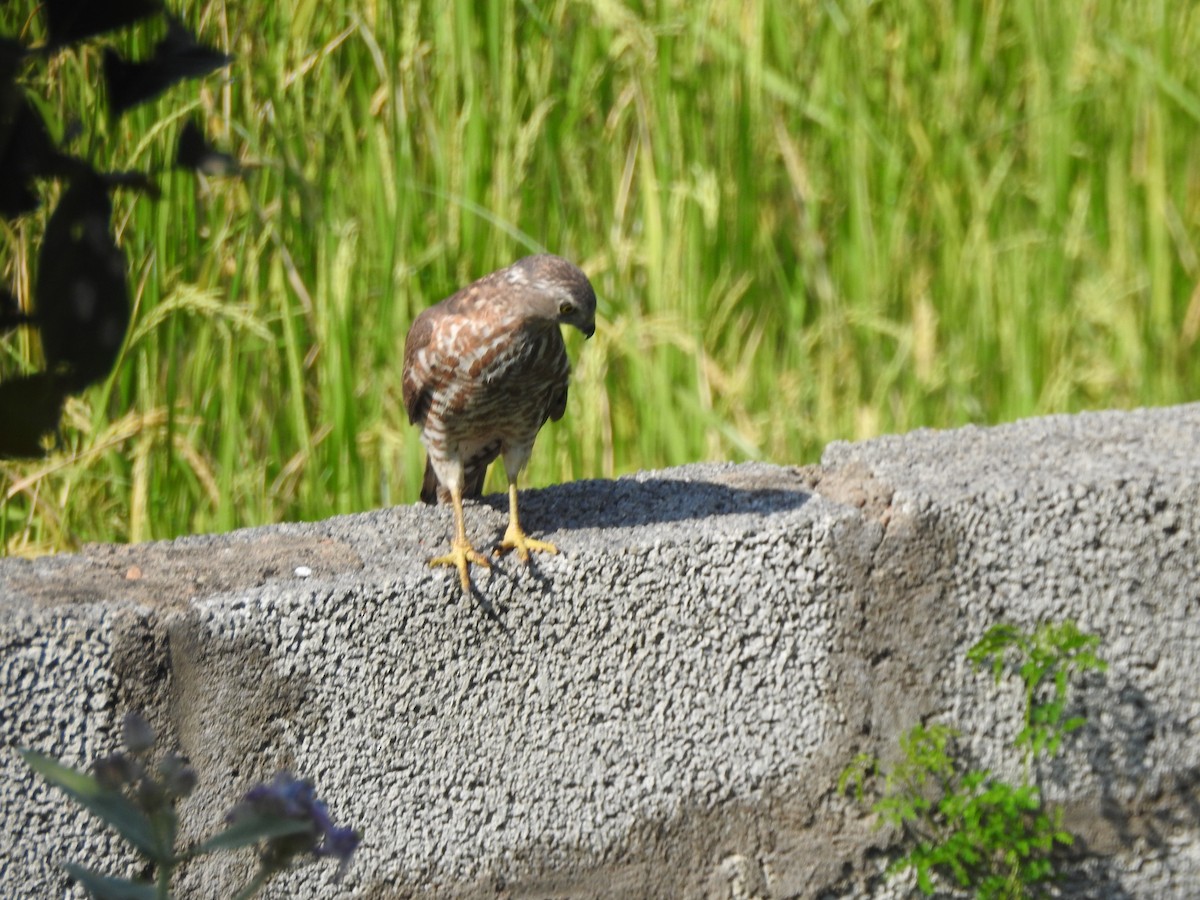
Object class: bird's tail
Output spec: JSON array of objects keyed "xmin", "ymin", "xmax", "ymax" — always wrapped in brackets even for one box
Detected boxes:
[
  {"xmin": 462, "ymin": 462, "xmax": 488, "ymax": 500},
  {"xmin": 420, "ymin": 456, "xmax": 491, "ymax": 505},
  {"xmin": 419, "ymin": 458, "xmax": 441, "ymax": 505}
]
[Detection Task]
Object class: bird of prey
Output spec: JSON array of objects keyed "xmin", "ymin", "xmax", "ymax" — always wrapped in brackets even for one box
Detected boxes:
[{"xmin": 402, "ymin": 254, "xmax": 597, "ymax": 591}]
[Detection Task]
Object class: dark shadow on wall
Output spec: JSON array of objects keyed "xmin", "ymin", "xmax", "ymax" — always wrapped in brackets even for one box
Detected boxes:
[
  {"xmin": 955, "ymin": 649, "xmax": 1193, "ymax": 896},
  {"xmin": 481, "ymin": 471, "xmax": 813, "ymax": 531},
  {"xmin": 1071, "ymin": 674, "xmax": 1200, "ymax": 872}
]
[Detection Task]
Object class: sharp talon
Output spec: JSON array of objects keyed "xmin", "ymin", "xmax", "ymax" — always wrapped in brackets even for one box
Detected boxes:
[
  {"xmin": 495, "ymin": 523, "xmax": 558, "ymax": 564},
  {"xmin": 430, "ymin": 540, "xmax": 490, "ymax": 591}
]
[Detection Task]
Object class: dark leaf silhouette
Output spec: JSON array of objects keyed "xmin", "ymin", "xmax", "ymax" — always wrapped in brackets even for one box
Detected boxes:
[
  {"xmin": 155, "ymin": 16, "xmax": 234, "ymax": 77},
  {"xmin": 0, "ymin": 92, "xmax": 83, "ymax": 218},
  {"xmin": 176, "ymin": 119, "xmax": 239, "ymax": 176},
  {"xmin": 104, "ymin": 18, "xmax": 232, "ymax": 118},
  {"xmin": 0, "ymin": 371, "xmax": 68, "ymax": 458},
  {"xmin": 44, "ymin": 0, "xmax": 162, "ymax": 47},
  {"xmin": 1, "ymin": 3, "xmax": 240, "ymax": 462},
  {"xmin": 0, "ymin": 38, "xmax": 97, "ymax": 217},
  {"xmin": 0, "ymin": 286, "xmax": 32, "ymax": 334},
  {"xmin": 100, "ymin": 169, "xmax": 161, "ymax": 198},
  {"xmin": 0, "ymin": 37, "xmax": 28, "ymax": 82},
  {"xmin": 36, "ymin": 175, "xmax": 130, "ymax": 392}
]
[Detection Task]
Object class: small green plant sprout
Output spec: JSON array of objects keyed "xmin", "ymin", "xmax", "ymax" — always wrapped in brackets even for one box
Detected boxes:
[
  {"xmin": 839, "ymin": 620, "xmax": 1107, "ymax": 898},
  {"xmin": 20, "ymin": 712, "xmax": 360, "ymax": 900},
  {"xmin": 967, "ymin": 620, "xmax": 1108, "ymax": 764}
]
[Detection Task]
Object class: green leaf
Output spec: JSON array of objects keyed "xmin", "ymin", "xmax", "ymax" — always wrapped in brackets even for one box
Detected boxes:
[
  {"xmin": 62, "ymin": 864, "xmax": 158, "ymax": 900},
  {"xmin": 916, "ymin": 865, "xmax": 934, "ymax": 894},
  {"xmin": 838, "ymin": 753, "xmax": 876, "ymax": 800},
  {"xmin": 192, "ymin": 812, "xmax": 313, "ymax": 855},
  {"xmin": 20, "ymin": 750, "xmax": 162, "ymax": 861},
  {"xmin": 1062, "ymin": 715, "xmax": 1086, "ymax": 733}
]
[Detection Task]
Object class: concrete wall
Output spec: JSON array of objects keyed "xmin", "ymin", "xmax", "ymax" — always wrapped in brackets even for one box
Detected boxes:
[{"xmin": 1, "ymin": 404, "xmax": 1198, "ymax": 898}]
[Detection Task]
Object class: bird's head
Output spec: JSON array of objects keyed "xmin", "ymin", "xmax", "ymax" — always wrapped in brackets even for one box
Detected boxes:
[{"xmin": 508, "ymin": 254, "xmax": 597, "ymax": 339}]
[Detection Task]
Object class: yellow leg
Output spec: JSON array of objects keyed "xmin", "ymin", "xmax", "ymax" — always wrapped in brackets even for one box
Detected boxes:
[
  {"xmin": 496, "ymin": 481, "xmax": 558, "ymax": 562},
  {"xmin": 429, "ymin": 482, "xmax": 490, "ymax": 591}
]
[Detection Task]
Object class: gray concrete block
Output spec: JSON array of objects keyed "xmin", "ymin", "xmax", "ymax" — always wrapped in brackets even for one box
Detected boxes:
[{"xmin": 2, "ymin": 403, "xmax": 1198, "ymax": 898}]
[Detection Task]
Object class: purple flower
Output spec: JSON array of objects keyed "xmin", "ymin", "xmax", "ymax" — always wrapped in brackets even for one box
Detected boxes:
[
  {"xmin": 318, "ymin": 825, "xmax": 360, "ymax": 881},
  {"xmin": 93, "ymin": 752, "xmax": 141, "ymax": 789},
  {"xmin": 121, "ymin": 712, "xmax": 156, "ymax": 754},
  {"xmin": 158, "ymin": 753, "xmax": 198, "ymax": 799},
  {"xmin": 227, "ymin": 772, "xmax": 359, "ymax": 879}
]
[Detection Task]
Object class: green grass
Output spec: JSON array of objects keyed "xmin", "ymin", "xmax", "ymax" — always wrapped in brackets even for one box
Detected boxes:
[{"xmin": 2, "ymin": 0, "xmax": 1199, "ymax": 552}]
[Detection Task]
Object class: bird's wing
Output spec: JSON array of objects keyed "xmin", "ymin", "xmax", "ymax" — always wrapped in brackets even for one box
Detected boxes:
[
  {"xmin": 544, "ymin": 331, "xmax": 571, "ymax": 423},
  {"xmin": 402, "ymin": 278, "xmax": 502, "ymax": 425},
  {"xmin": 401, "ymin": 309, "xmax": 437, "ymax": 425},
  {"xmin": 546, "ymin": 379, "xmax": 568, "ymax": 423}
]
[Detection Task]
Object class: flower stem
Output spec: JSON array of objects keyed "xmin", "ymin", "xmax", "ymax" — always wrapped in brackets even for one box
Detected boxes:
[{"xmin": 156, "ymin": 862, "xmax": 173, "ymax": 899}]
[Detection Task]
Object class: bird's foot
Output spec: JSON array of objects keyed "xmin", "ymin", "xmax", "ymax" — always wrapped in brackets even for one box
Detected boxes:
[
  {"xmin": 495, "ymin": 521, "xmax": 558, "ymax": 563},
  {"xmin": 430, "ymin": 539, "xmax": 490, "ymax": 592}
]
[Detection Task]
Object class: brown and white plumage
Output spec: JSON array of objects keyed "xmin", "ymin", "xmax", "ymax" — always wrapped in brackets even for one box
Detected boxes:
[{"xmin": 402, "ymin": 254, "xmax": 596, "ymax": 591}]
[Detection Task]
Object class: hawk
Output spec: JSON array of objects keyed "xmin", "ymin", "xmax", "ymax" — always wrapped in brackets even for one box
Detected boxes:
[{"xmin": 402, "ymin": 254, "xmax": 597, "ymax": 591}]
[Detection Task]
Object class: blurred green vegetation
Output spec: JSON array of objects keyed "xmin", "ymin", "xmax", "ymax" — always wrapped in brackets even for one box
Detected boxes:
[{"xmin": 2, "ymin": 0, "xmax": 1198, "ymax": 552}]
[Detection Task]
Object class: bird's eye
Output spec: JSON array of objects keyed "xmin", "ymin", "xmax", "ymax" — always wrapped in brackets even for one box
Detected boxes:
[{"xmin": 559, "ymin": 301, "xmax": 572, "ymax": 315}]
